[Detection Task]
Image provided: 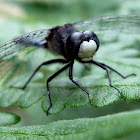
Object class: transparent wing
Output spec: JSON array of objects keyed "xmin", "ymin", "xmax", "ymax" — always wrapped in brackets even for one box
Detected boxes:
[
  {"xmin": 0, "ymin": 29, "xmax": 49, "ymax": 87},
  {"xmin": 73, "ymin": 15, "xmax": 140, "ymax": 35},
  {"xmin": 0, "ymin": 29, "xmax": 48, "ymax": 61}
]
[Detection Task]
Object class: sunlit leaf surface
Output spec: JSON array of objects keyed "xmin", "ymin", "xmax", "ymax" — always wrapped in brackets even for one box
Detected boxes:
[{"xmin": 0, "ymin": 110, "xmax": 140, "ymax": 140}]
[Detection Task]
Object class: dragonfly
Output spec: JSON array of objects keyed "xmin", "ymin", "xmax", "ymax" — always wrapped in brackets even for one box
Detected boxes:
[{"xmin": 0, "ymin": 15, "xmax": 139, "ymax": 115}]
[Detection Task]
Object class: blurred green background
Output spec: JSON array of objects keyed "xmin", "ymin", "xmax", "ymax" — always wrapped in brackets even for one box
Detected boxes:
[{"xmin": 0, "ymin": 0, "xmax": 140, "ymax": 129}]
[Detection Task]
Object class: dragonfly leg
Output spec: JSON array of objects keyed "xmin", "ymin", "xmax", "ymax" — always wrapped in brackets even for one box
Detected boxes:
[
  {"xmin": 46, "ymin": 62, "xmax": 71, "ymax": 116},
  {"xmin": 10, "ymin": 59, "xmax": 68, "ymax": 90},
  {"xmin": 91, "ymin": 60, "xmax": 120, "ymax": 95},
  {"xmin": 97, "ymin": 62, "xmax": 136, "ymax": 79},
  {"xmin": 69, "ymin": 60, "xmax": 92, "ymax": 104}
]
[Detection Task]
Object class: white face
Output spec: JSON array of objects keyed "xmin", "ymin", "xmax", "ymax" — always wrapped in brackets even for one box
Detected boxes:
[{"xmin": 78, "ymin": 40, "xmax": 97, "ymax": 61}]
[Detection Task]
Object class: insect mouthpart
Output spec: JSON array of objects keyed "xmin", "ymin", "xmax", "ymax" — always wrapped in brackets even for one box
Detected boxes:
[{"xmin": 78, "ymin": 39, "xmax": 97, "ymax": 61}]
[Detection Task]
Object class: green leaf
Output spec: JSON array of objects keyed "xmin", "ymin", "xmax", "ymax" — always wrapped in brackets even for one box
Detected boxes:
[
  {"xmin": 0, "ymin": 7, "xmax": 140, "ymax": 116},
  {"xmin": 0, "ymin": 110, "xmax": 140, "ymax": 139},
  {"xmin": 0, "ymin": 89, "xmax": 23, "ymax": 108},
  {"xmin": 41, "ymin": 75, "xmax": 140, "ymax": 114},
  {"xmin": 0, "ymin": 21, "xmax": 140, "ymax": 115},
  {"xmin": 18, "ymin": 87, "xmax": 46, "ymax": 108},
  {"xmin": 0, "ymin": 112, "xmax": 20, "ymax": 126}
]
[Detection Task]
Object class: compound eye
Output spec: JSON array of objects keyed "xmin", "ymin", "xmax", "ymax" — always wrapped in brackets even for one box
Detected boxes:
[
  {"xmin": 83, "ymin": 31, "xmax": 98, "ymax": 40},
  {"xmin": 69, "ymin": 32, "xmax": 83, "ymax": 42},
  {"xmin": 83, "ymin": 30, "xmax": 99, "ymax": 50},
  {"xmin": 65, "ymin": 32, "xmax": 83, "ymax": 59},
  {"xmin": 83, "ymin": 30, "xmax": 94, "ymax": 37}
]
